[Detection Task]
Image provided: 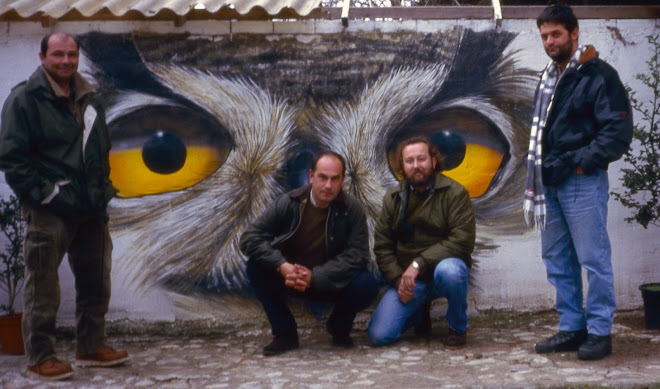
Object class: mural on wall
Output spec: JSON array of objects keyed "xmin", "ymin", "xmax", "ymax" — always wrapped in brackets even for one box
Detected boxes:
[{"xmin": 76, "ymin": 28, "xmax": 537, "ymax": 313}]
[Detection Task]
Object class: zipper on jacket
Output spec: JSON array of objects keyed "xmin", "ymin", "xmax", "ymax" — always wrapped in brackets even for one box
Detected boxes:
[{"xmin": 277, "ymin": 199, "xmax": 307, "ymax": 247}]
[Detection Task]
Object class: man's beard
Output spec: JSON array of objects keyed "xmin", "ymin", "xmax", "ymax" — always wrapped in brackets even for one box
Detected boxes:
[
  {"xmin": 406, "ymin": 168, "xmax": 434, "ymax": 188},
  {"xmin": 546, "ymin": 42, "xmax": 573, "ymax": 64}
]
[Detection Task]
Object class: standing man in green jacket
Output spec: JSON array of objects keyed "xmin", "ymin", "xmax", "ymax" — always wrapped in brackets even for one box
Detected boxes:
[
  {"xmin": 368, "ymin": 136, "xmax": 475, "ymax": 348},
  {"xmin": 0, "ymin": 33, "xmax": 129, "ymax": 381},
  {"xmin": 240, "ymin": 151, "xmax": 378, "ymax": 356}
]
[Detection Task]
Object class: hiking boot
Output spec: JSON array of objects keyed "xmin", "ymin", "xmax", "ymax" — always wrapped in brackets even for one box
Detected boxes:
[
  {"xmin": 75, "ymin": 346, "xmax": 130, "ymax": 367},
  {"xmin": 263, "ymin": 329, "xmax": 299, "ymax": 356},
  {"xmin": 27, "ymin": 357, "xmax": 73, "ymax": 381},
  {"xmin": 414, "ymin": 302, "xmax": 432, "ymax": 335},
  {"xmin": 535, "ymin": 329, "xmax": 587, "ymax": 354},
  {"xmin": 442, "ymin": 328, "xmax": 466, "ymax": 348},
  {"xmin": 578, "ymin": 334, "xmax": 612, "ymax": 361}
]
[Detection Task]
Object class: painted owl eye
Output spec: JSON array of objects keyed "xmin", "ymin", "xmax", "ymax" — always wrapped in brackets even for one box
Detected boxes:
[
  {"xmin": 108, "ymin": 105, "xmax": 232, "ymax": 197},
  {"xmin": 388, "ymin": 107, "xmax": 508, "ymax": 198}
]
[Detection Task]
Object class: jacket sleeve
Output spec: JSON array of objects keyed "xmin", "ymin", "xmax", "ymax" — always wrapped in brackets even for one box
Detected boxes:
[
  {"xmin": 311, "ymin": 199, "xmax": 370, "ymax": 292},
  {"xmin": 238, "ymin": 194, "xmax": 292, "ymax": 271},
  {"xmin": 420, "ymin": 186, "xmax": 475, "ymax": 268},
  {"xmin": 572, "ymin": 69, "xmax": 634, "ymax": 174},
  {"xmin": 373, "ymin": 192, "xmax": 405, "ymax": 285},
  {"xmin": 0, "ymin": 91, "xmax": 54, "ymax": 203}
]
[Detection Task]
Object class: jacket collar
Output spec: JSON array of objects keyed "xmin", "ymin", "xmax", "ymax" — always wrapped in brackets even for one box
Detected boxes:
[
  {"xmin": 561, "ymin": 45, "xmax": 599, "ymax": 79},
  {"xmin": 288, "ymin": 184, "xmax": 347, "ymax": 207},
  {"xmin": 577, "ymin": 44, "xmax": 598, "ymax": 65},
  {"xmin": 25, "ymin": 66, "xmax": 95, "ymax": 102}
]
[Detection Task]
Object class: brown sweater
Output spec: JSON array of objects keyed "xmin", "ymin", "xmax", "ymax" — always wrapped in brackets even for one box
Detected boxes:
[{"xmin": 281, "ymin": 200, "xmax": 329, "ymax": 269}]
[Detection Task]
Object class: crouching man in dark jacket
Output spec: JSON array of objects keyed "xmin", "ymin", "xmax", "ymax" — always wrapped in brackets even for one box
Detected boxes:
[{"xmin": 239, "ymin": 151, "xmax": 378, "ymax": 356}]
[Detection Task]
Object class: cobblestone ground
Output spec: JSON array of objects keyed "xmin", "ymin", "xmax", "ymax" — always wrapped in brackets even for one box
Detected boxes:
[{"xmin": 1, "ymin": 310, "xmax": 659, "ymax": 388}]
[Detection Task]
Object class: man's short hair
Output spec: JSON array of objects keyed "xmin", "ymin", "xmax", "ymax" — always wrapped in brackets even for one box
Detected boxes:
[
  {"xmin": 311, "ymin": 150, "xmax": 346, "ymax": 176},
  {"xmin": 536, "ymin": 4, "xmax": 579, "ymax": 33},
  {"xmin": 40, "ymin": 33, "xmax": 79, "ymax": 55},
  {"xmin": 394, "ymin": 135, "xmax": 445, "ymax": 177}
]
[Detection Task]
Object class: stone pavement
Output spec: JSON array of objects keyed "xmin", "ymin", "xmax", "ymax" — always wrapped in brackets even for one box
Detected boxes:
[{"xmin": 1, "ymin": 309, "xmax": 659, "ymax": 388}]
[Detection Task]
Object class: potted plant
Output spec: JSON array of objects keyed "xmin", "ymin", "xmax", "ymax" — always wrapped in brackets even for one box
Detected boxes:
[
  {"xmin": 0, "ymin": 194, "xmax": 26, "ymax": 353},
  {"xmin": 612, "ymin": 34, "xmax": 660, "ymax": 329},
  {"xmin": 613, "ymin": 34, "xmax": 660, "ymax": 229}
]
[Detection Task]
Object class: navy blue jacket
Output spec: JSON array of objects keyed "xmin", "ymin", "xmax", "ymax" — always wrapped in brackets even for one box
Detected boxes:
[{"xmin": 541, "ymin": 54, "xmax": 633, "ymax": 186}]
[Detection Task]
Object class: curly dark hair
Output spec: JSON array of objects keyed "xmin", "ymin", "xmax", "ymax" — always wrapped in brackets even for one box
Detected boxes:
[
  {"xmin": 536, "ymin": 4, "xmax": 579, "ymax": 33},
  {"xmin": 392, "ymin": 135, "xmax": 446, "ymax": 178}
]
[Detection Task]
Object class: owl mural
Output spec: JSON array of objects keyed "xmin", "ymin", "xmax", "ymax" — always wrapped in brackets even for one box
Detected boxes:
[{"xmin": 76, "ymin": 28, "xmax": 536, "ymax": 315}]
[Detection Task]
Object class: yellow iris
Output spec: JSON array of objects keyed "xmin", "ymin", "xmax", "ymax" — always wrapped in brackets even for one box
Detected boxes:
[
  {"xmin": 444, "ymin": 143, "xmax": 503, "ymax": 197},
  {"xmin": 109, "ymin": 146, "xmax": 222, "ymax": 197}
]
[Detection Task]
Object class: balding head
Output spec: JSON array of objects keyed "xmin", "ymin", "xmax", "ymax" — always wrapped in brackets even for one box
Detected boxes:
[
  {"xmin": 40, "ymin": 33, "xmax": 79, "ymax": 56},
  {"xmin": 39, "ymin": 33, "xmax": 80, "ymax": 87}
]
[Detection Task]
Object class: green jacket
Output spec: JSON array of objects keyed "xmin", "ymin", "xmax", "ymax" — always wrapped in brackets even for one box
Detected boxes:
[
  {"xmin": 0, "ymin": 67, "xmax": 115, "ymax": 217},
  {"xmin": 239, "ymin": 185, "xmax": 370, "ymax": 292},
  {"xmin": 373, "ymin": 172, "xmax": 476, "ymax": 286}
]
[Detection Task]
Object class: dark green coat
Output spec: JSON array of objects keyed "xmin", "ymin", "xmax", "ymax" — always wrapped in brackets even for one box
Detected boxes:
[
  {"xmin": 239, "ymin": 185, "xmax": 370, "ymax": 292},
  {"xmin": 374, "ymin": 173, "xmax": 476, "ymax": 286},
  {"xmin": 0, "ymin": 67, "xmax": 115, "ymax": 217}
]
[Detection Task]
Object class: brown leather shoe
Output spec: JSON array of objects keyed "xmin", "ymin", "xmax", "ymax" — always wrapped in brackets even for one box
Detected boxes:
[
  {"xmin": 75, "ymin": 346, "xmax": 130, "ymax": 367},
  {"xmin": 442, "ymin": 328, "xmax": 467, "ymax": 348},
  {"xmin": 263, "ymin": 329, "xmax": 299, "ymax": 356},
  {"xmin": 27, "ymin": 357, "xmax": 73, "ymax": 381}
]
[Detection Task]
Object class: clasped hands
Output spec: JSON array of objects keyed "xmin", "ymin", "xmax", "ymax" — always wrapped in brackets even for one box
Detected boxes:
[
  {"xmin": 397, "ymin": 263, "xmax": 419, "ymax": 303},
  {"xmin": 279, "ymin": 262, "xmax": 312, "ymax": 292}
]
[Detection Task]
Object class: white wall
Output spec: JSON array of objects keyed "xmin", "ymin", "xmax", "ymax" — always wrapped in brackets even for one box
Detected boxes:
[{"xmin": 0, "ymin": 18, "xmax": 658, "ymax": 327}]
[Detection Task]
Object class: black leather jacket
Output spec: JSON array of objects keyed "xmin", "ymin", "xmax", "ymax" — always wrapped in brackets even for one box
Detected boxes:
[{"xmin": 239, "ymin": 185, "xmax": 369, "ymax": 292}]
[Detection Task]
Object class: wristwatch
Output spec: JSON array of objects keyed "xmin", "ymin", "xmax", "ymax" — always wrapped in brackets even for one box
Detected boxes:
[{"xmin": 411, "ymin": 260, "xmax": 420, "ymax": 270}]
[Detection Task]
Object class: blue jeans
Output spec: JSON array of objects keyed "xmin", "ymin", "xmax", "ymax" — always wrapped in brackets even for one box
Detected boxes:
[
  {"xmin": 246, "ymin": 260, "xmax": 378, "ymax": 337},
  {"xmin": 542, "ymin": 168, "xmax": 615, "ymax": 336},
  {"xmin": 367, "ymin": 257, "xmax": 468, "ymax": 346}
]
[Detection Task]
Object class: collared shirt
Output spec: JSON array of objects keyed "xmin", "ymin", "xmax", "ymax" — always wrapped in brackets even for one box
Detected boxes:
[
  {"xmin": 41, "ymin": 66, "xmax": 95, "ymax": 127},
  {"xmin": 309, "ymin": 190, "xmax": 330, "ymax": 209},
  {"xmin": 404, "ymin": 176, "xmax": 434, "ymax": 221}
]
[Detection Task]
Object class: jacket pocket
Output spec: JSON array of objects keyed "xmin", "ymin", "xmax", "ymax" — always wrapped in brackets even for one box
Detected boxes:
[
  {"xmin": 542, "ymin": 151, "xmax": 575, "ymax": 186},
  {"xmin": 47, "ymin": 184, "xmax": 86, "ymax": 216}
]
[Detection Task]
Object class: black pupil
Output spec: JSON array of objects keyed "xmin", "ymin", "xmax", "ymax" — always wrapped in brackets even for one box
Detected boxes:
[
  {"xmin": 142, "ymin": 131, "xmax": 187, "ymax": 174},
  {"xmin": 431, "ymin": 130, "xmax": 466, "ymax": 170}
]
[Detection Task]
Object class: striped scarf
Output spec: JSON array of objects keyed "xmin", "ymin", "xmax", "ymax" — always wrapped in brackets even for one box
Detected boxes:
[{"xmin": 524, "ymin": 46, "xmax": 587, "ymax": 229}]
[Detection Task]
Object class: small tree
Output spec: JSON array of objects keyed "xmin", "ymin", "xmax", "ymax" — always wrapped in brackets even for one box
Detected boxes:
[
  {"xmin": 612, "ymin": 34, "xmax": 660, "ymax": 229},
  {"xmin": 0, "ymin": 195, "xmax": 25, "ymax": 315}
]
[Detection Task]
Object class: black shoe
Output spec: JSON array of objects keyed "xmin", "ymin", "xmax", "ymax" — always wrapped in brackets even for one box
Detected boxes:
[
  {"xmin": 578, "ymin": 334, "xmax": 612, "ymax": 361},
  {"xmin": 263, "ymin": 329, "xmax": 299, "ymax": 356},
  {"xmin": 326, "ymin": 321, "xmax": 354, "ymax": 348},
  {"xmin": 414, "ymin": 302, "xmax": 432, "ymax": 335},
  {"xmin": 535, "ymin": 329, "xmax": 588, "ymax": 353},
  {"xmin": 442, "ymin": 328, "xmax": 467, "ymax": 348},
  {"xmin": 331, "ymin": 334, "xmax": 354, "ymax": 348}
]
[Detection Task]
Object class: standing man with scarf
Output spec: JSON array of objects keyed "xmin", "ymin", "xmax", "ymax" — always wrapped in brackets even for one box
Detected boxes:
[{"xmin": 524, "ymin": 5, "xmax": 633, "ymax": 361}]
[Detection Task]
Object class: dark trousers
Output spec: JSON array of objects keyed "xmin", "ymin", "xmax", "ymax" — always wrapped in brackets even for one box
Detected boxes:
[
  {"xmin": 21, "ymin": 203, "xmax": 112, "ymax": 366},
  {"xmin": 246, "ymin": 259, "xmax": 378, "ymax": 337}
]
